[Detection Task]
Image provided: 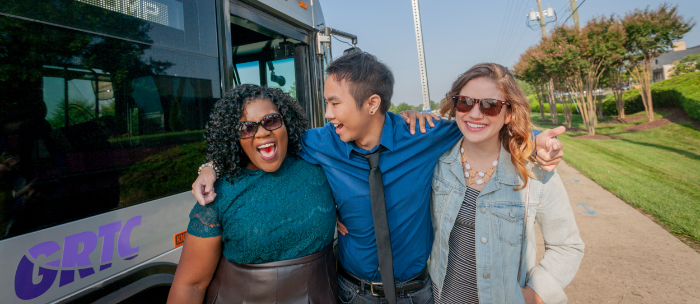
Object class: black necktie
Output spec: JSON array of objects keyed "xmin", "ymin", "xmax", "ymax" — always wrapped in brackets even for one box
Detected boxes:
[{"xmin": 360, "ymin": 149, "xmax": 396, "ymax": 304}]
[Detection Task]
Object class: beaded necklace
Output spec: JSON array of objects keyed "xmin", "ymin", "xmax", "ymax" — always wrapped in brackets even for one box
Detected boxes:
[{"xmin": 460, "ymin": 146, "xmax": 499, "ymax": 186}]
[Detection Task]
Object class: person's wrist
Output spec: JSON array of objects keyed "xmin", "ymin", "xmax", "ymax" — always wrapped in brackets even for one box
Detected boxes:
[{"xmin": 198, "ymin": 163, "xmax": 219, "ymax": 178}]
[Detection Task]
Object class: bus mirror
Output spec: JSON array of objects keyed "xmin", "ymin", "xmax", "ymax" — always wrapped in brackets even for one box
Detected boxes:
[{"xmin": 271, "ymin": 72, "xmax": 286, "ymax": 87}]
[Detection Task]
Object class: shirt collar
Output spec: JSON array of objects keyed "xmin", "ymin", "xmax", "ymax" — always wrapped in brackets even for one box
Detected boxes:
[{"xmin": 343, "ymin": 112, "xmax": 396, "ymax": 158}]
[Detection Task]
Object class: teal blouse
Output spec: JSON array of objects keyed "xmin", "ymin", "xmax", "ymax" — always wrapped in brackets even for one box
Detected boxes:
[{"xmin": 187, "ymin": 156, "xmax": 336, "ymax": 264}]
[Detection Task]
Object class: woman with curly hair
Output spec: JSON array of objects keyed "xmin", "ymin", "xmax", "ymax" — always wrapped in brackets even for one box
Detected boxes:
[
  {"xmin": 167, "ymin": 84, "xmax": 337, "ymax": 304},
  {"xmin": 429, "ymin": 63, "xmax": 584, "ymax": 304}
]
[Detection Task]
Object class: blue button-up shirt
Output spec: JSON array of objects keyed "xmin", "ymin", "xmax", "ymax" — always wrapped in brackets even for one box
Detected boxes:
[{"xmin": 298, "ymin": 112, "xmax": 462, "ymax": 281}]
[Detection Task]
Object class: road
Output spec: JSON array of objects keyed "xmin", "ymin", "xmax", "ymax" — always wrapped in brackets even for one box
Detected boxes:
[{"xmin": 534, "ymin": 161, "xmax": 700, "ymax": 303}]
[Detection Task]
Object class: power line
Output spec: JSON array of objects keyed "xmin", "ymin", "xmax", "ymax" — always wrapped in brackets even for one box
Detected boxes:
[
  {"xmin": 553, "ymin": 2, "xmax": 570, "ymax": 27},
  {"xmin": 502, "ymin": 21, "xmax": 530, "ymax": 65},
  {"xmin": 494, "ymin": 2, "xmax": 522, "ymax": 62},
  {"xmin": 497, "ymin": 0, "xmax": 533, "ymax": 63},
  {"xmin": 494, "ymin": 0, "xmax": 527, "ymax": 63},
  {"xmin": 562, "ymin": 0, "xmax": 586, "ymax": 25},
  {"xmin": 491, "ymin": 0, "xmax": 516, "ymax": 62}
]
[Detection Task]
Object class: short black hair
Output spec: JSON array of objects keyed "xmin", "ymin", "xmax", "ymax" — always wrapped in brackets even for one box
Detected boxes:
[
  {"xmin": 204, "ymin": 84, "xmax": 308, "ymax": 182},
  {"xmin": 325, "ymin": 52, "xmax": 394, "ymax": 114}
]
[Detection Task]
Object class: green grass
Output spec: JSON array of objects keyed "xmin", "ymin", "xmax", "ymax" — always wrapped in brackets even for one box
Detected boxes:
[
  {"xmin": 532, "ymin": 111, "xmax": 700, "ymax": 243},
  {"xmin": 601, "ymin": 72, "xmax": 700, "ymax": 121}
]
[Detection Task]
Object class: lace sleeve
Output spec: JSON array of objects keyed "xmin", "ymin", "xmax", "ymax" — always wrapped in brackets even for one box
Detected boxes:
[{"xmin": 187, "ymin": 202, "xmax": 223, "ymax": 238}]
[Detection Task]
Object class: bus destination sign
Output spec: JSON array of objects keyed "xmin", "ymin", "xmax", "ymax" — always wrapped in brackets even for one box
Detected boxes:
[{"xmin": 76, "ymin": 0, "xmax": 184, "ymax": 30}]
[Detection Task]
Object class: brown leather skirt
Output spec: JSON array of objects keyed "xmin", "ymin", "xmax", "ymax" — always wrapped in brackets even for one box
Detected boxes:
[{"xmin": 203, "ymin": 243, "xmax": 338, "ymax": 304}]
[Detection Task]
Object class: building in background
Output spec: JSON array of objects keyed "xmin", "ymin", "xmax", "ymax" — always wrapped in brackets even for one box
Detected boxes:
[{"xmin": 651, "ymin": 41, "xmax": 700, "ymax": 82}]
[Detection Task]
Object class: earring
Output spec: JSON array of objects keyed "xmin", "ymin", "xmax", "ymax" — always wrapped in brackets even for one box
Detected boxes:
[{"xmin": 370, "ymin": 111, "xmax": 374, "ymax": 114}]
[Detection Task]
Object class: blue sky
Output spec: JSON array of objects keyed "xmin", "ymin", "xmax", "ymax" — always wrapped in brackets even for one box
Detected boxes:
[{"xmin": 322, "ymin": 0, "xmax": 700, "ymax": 107}]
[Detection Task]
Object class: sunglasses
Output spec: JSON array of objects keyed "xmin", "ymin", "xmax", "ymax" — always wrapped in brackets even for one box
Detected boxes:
[
  {"xmin": 238, "ymin": 113, "xmax": 283, "ymax": 139},
  {"xmin": 451, "ymin": 95, "xmax": 509, "ymax": 116}
]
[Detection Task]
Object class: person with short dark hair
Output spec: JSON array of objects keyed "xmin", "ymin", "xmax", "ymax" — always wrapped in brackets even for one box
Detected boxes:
[{"xmin": 193, "ymin": 52, "xmax": 565, "ymax": 304}]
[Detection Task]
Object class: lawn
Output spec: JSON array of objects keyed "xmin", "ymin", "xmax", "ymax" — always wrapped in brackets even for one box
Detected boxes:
[{"xmin": 531, "ymin": 110, "xmax": 700, "ymax": 244}]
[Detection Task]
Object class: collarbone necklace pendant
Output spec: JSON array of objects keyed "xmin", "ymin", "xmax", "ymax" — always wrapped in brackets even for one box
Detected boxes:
[{"xmin": 460, "ymin": 147, "xmax": 498, "ymax": 185}]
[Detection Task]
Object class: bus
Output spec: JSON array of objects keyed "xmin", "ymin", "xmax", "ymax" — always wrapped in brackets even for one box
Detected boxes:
[{"xmin": 0, "ymin": 0, "xmax": 356, "ymax": 302}]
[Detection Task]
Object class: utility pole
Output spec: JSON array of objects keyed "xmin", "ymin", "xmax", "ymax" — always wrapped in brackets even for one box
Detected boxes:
[
  {"xmin": 411, "ymin": 0, "xmax": 431, "ymax": 112},
  {"xmin": 569, "ymin": 0, "xmax": 580, "ymax": 29},
  {"xmin": 536, "ymin": 0, "xmax": 547, "ymax": 37}
]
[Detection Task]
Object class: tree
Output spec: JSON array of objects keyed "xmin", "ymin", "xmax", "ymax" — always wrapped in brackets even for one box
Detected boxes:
[
  {"xmin": 531, "ymin": 40, "xmax": 562, "ymax": 125},
  {"xmin": 623, "ymin": 4, "xmax": 695, "ymax": 122},
  {"xmin": 287, "ymin": 81, "xmax": 297, "ymax": 99},
  {"xmin": 513, "ymin": 46, "xmax": 546, "ymax": 121},
  {"xmin": 541, "ymin": 17, "xmax": 626, "ymax": 135},
  {"xmin": 606, "ymin": 61, "xmax": 628, "ymax": 118},
  {"xmin": 673, "ymin": 53, "xmax": 700, "ymax": 76},
  {"xmin": 388, "ymin": 100, "xmax": 439, "ymax": 114},
  {"xmin": 389, "ymin": 102, "xmax": 416, "ymax": 114},
  {"xmin": 516, "ymin": 78, "xmax": 535, "ymax": 96}
]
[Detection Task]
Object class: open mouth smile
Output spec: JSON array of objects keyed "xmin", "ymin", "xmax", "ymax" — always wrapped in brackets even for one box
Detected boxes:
[{"xmin": 256, "ymin": 141, "xmax": 278, "ymax": 161}]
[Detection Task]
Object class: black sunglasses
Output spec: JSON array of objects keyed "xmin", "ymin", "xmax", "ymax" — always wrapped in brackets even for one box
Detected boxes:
[
  {"xmin": 451, "ymin": 95, "xmax": 509, "ymax": 117},
  {"xmin": 238, "ymin": 113, "xmax": 283, "ymax": 139}
]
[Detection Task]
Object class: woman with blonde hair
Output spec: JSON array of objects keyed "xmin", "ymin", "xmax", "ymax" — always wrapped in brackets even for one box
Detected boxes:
[{"xmin": 429, "ymin": 63, "xmax": 584, "ymax": 304}]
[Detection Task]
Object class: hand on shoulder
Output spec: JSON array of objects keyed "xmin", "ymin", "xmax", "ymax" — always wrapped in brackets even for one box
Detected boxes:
[
  {"xmin": 192, "ymin": 166, "xmax": 217, "ymax": 205},
  {"xmin": 397, "ymin": 110, "xmax": 441, "ymax": 135}
]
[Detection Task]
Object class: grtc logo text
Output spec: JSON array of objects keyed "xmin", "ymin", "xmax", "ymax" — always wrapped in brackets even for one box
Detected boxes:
[{"xmin": 14, "ymin": 216, "xmax": 142, "ymax": 300}]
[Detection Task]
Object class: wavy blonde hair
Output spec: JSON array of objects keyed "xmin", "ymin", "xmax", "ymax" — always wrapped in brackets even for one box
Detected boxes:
[{"xmin": 439, "ymin": 63, "xmax": 535, "ymax": 190}]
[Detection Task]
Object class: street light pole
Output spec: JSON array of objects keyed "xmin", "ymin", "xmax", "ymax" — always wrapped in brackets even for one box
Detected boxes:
[
  {"xmin": 411, "ymin": 0, "xmax": 431, "ymax": 112},
  {"xmin": 569, "ymin": 0, "xmax": 580, "ymax": 29},
  {"xmin": 536, "ymin": 0, "xmax": 547, "ymax": 37}
]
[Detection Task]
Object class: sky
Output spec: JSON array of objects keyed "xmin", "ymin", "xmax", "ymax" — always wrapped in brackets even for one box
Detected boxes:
[{"xmin": 322, "ymin": 0, "xmax": 700, "ymax": 108}]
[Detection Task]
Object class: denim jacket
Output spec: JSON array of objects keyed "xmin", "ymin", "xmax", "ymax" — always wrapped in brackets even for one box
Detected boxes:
[{"xmin": 429, "ymin": 141, "xmax": 584, "ymax": 304}]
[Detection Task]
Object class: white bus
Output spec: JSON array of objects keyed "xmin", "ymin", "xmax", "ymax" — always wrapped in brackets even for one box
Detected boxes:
[{"xmin": 0, "ymin": 0, "xmax": 355, "ymax": 302}]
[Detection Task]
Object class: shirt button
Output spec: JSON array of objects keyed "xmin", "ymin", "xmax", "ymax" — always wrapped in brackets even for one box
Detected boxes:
[
  {"xmin": 481, "ymin": 237, "xmax": 488, "ymax": 244},
  {"xmin": 510, "ymin": 211, "xmax": 515, "ymax": 217},
  {"xmin": 483, "ymin": 273, "xmax": 490, "ymax": 279},
  {"xmin": 480, "ymin": 207, "xmax": 486, "ymax": 214}
]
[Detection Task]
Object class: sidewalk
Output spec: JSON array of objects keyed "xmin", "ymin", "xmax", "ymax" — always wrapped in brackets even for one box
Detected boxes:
[{"xmin": 535, "ymin": 161, "xmax": 700, "ymax": 303}]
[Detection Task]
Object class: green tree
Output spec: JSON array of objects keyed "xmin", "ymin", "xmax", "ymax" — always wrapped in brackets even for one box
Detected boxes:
[
  {"xmin": 47, "ymin": 98, "xmax": 95, "ymax": 129},
  {"xmin": 287, "ymin": 81, "xmax": 297, "ymax": 99},
  {"xmin": 516, "ymin": 78, "xmax": 535, "ymax": 96},
  {"xmin": 673, "ymin": 53, "xmax": 700, "ymax": 76},
  {"xmin": 541, "ymin": 16, "xmax": 627, "ymax": 135},
  {"xmin": 623, "ymin": 3, "xmax": 695, "ymax": 122},
  {"xmin": 514, "ymin": 47, "xmax": 547, "ymax": 121},
  {"xmin": 389, "ymin": 102, "xmax": 416, "ymax": 114},
  {"xmin": 605, "ymin": 64, "xmax": 628, "ymax": 118}
]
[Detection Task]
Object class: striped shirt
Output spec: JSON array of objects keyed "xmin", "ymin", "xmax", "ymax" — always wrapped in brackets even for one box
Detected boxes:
[{"xmin": 433, "ymin": 187, "xmax": 480, "ymax": 304}]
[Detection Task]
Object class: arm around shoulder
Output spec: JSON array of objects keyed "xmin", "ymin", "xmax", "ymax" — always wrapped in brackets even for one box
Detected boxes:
[{"xmin": 527, "ymin": 170, "xmax": 585, "ymax": 304}]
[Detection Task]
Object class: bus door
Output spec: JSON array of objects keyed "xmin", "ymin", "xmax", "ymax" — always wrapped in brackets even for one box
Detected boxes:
[{"xmin": 225, "ymin": 1, "xmax": 326, "ymax": 128}]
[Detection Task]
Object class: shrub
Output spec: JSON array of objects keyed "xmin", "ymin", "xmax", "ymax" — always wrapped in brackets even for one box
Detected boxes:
[
  {"xmin": 528, "ymin": 95, "xmax": 567, "ymax": 114},
  {"xmin": 602, "ymin": 72, "xmax": 700, "ymax": 120}
]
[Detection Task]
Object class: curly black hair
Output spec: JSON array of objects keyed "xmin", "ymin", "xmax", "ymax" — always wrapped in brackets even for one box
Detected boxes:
[{"xmin": 204, "ymin": 84, "xmax": 308, "ymax": 182}]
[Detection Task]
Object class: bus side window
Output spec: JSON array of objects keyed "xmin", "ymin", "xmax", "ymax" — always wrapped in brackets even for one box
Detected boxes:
[{"xmin": 0, "ymin": 9, "xmax": 218, "ymax": 240}]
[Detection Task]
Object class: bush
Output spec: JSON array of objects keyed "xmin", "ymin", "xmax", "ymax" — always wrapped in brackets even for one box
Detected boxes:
[
  {"xmin": 528, "ymin": 95, "xmax": 565, "ymax": 114},
  {"xmin": 602, "ymin": 72, "xmax": 700, "ymax": 121},
  {"xmin": 388, "ymin": 100, "xmax": 440, "ymax": 114}
]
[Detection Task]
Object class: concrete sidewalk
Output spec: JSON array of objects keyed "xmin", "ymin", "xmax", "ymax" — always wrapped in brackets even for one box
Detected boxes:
[{"xmin": 534, "ymin": 161, "xmax": 700, "ymax": 303}]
